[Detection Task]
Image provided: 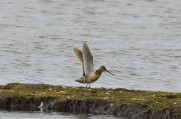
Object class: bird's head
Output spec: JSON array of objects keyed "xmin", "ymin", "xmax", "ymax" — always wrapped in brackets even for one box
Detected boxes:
[{"xmin": 99, "ymin": 66, "xmax": 114, "ymax": 75}]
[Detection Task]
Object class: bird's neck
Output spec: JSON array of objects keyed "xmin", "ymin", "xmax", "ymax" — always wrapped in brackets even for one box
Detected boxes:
[
  {"xmin": 89, "ymin": 69, "xmax": 104, "ymax": 83},
  {"xmin": 95, "ymin": 69, "xmax": 104, "ymax": 76}
]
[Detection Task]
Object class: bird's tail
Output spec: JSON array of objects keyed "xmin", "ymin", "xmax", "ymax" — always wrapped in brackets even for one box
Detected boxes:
[{"xmin": 75, "ymin": 77, "xmax": 88, "ymax": 83}]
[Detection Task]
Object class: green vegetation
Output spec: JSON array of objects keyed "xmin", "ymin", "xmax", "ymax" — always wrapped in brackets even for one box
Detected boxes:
[
  {"xmin": 0, "ymin": 83, "xmax": 181, "ymax": 118},
  {"xmin": 0, "ymin": 83, "xmax": 181, "ymax": 108}
]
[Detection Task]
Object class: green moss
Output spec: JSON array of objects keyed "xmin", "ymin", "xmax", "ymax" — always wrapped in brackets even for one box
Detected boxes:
[{"xmin": 0, "ymin": 83, "xmax": 181, "ymax": 114}]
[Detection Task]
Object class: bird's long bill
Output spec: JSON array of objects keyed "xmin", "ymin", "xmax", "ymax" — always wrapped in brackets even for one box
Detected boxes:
[{"xmin": 106, "ymin": 70, "xmax": 114, "ymax": 76}]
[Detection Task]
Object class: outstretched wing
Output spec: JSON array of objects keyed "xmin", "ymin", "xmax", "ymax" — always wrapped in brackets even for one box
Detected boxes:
[
  {"xmin": 74, "ymin": 47, "xmax": 85, "ymax": 76},
  {"xmin": 83, "ymin": 42, "xmax": 94, "ymax": 76}
]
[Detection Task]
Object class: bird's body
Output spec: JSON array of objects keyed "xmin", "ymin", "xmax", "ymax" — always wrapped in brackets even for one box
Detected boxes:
[{"xmin": 74, "ymin": 42, "xmax": 113, "ymax": 88}]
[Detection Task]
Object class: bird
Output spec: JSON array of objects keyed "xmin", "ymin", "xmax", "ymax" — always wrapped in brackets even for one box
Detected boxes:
[
  {"xmin": 38, "ymin": 102, "xmax": 44, "ymax": 109},
  {"xmin": 38, "ymin": 101, "xmax": 44, "ymax": 113},
  {"xmin": 74, "ymin": 42, "xmax": 114, "ymax": 88}
]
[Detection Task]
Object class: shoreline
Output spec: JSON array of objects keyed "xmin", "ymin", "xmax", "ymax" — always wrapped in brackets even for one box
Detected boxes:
[{"xmin": 0, "ymin": 83, "xmax": 180, "ymax": 119}]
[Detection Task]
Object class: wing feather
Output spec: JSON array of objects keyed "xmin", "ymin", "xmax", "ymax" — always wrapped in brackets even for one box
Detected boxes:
[
  {"xmin": 74, "ymin": 47, "xmax": 85, "ymax": 76},
  {"xmin": 74, "ymin": 48, "xmax": 84, "ymax": 64},
  {"xmin": 83, "ymin": 42, "xmax": 94, "ymax": 76}
]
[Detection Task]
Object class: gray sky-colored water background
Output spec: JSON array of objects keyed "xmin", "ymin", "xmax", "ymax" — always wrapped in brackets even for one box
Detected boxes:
[
  {"xmin": 0, "ymin": 0, "xmax": 181, "ymax": 118},
  {"xmin": 1, "ymin": 0, "xmax": 181, "ymax": 92}
]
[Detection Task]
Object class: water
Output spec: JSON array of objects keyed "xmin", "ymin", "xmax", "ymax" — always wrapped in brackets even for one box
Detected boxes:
[
  {"xmin": 0, "ymin": 111, "xmax": 121, "ymax": 119},
  {"xmin": 0, "ymin": 0, "xmax": 181, "ymax": 91}
]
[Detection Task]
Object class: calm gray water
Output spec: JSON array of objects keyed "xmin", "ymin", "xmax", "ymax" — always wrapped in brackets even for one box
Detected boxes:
[
  {"xmin": 0, "ymin": 0, "xmax": 181, "ymax": 91},
  {"xmin": 0, "ymin": 111, "xmax": 122, "ymax": 119}
]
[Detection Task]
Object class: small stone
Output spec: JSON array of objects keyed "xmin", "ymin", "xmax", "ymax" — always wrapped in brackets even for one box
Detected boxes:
[
  {"xmin": 61, "ymin": 91, "xmax": 66, "ymax": 93},
  {"xmin": 106, "ymin": 92, "xmax": 110, "ymax": 94}
]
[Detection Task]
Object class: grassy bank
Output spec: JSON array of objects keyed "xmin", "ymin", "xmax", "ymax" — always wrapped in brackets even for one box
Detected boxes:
[{"xmin": 0, "ymin": 83, "xmax": 181, "ymax": 119}]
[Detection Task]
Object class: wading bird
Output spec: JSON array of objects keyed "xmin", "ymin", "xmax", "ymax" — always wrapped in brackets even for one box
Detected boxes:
[{"xmin": 74, "ymin": 42, "xmax": 114, "ymax": 88}]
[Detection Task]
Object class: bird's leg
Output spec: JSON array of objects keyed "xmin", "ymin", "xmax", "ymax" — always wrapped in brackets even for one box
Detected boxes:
[{"xmin": 89, "ymin": 83, "xmax": 91, "ymax": 88}]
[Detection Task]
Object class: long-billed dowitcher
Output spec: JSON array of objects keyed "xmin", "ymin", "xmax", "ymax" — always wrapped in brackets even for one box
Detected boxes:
[{"xmin": 74, "ymin": 42, "xmax": 114, "ymax": 88}]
